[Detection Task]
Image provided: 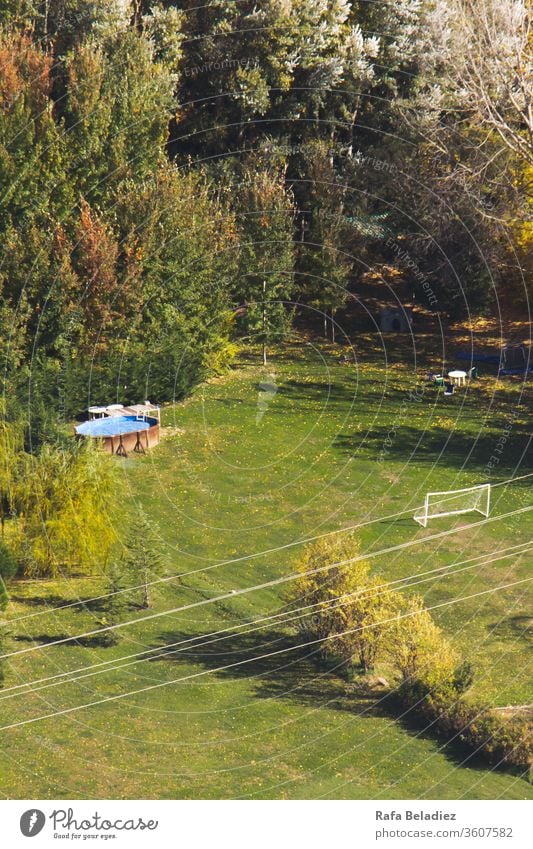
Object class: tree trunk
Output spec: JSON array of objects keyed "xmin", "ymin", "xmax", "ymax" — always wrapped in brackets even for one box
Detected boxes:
[
  {"xmin": 142, "ymin": 566, "xmax": 150, "ymax": 608},
  {"xmin": 262, "ymin": 279, "xmax": 267, "ymax": 365}
]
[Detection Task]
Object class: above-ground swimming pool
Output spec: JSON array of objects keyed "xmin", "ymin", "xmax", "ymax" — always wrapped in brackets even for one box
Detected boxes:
[{"xmin": 75, "ymin": 415, "xmax": 160, "ymax": 456}]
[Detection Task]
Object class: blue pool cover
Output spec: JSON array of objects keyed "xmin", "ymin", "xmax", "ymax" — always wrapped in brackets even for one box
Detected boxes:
[{"xmin": 75, "ymin": 415, "xmax": 156, "ymax": 437}]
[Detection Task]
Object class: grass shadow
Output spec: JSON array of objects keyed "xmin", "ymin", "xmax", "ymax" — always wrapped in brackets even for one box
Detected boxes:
[
  {"xmin": 9, "ymin": 594, "xmax": 74, "ymax": 609},
  {"xmin": 488, "ymin": 615, "xmax": 533, "ymax": 643},
  {"xmin": 151, "ymin": 626, "xmax": 530, "ymax": 783},
  {"xmin": 334, "ymin": 422, "xmax": 532, "ymax": 473},
  {"xmin": 13, "ymin": 632, "xmax": 122, "ymax": 648}
]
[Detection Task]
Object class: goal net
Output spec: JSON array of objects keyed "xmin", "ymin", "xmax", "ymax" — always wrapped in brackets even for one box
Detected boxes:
[{"xmin": 414, "ymin": 484, "xmax": 491, "ymax": 527}]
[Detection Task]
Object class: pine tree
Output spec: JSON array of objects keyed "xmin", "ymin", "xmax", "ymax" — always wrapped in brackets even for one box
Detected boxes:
[
  {"xmin": 97, "ymin": 559, "xmax": 132, "ymax": 646},
  {"xmin": 232, "ymin": 157, "xmax": 295, "ymax": 357},
  {"xmin": 0, "ymin": 401, "xmax": 23, "ymax": 538},
  {"xmin": 121, "ymin": 511, "xmax": 165, "ymax": 609}
]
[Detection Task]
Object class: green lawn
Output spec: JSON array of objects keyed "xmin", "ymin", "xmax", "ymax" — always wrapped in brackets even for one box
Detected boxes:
[{"xmin": 1, "ymin": 338, "xmax": 532, "ymax": 799}]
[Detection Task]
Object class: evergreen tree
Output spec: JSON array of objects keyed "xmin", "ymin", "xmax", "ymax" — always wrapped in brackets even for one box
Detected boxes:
[
  {"xmin": 0, "ymin": 401, "xmax": 24, "ymax": 536},
  {"xmin": 121, "ymin": 510, "xmax": 165, "ymax": 609},
  {"xmin": 0, "ymin": 540, "xmax": 18, "ymax": 610},
  {"xmin": 97, "ymin": 559, "xmax": 132, "ymax": 646},
  {"xmin": 232, "ymin": 156, "xmax": 295, "ymax": 358},
  {"xmin": 295, "ymin": 140, "xmax": 356, "ymax": 337}
]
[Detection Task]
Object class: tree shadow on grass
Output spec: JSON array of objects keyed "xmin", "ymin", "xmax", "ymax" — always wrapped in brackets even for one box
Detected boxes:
[
  {"xmin": 9, "ymin": 594, "xmax": 76, "ymax": 609},
  {"xmin": 488, "ymin": 615, "xmax": 533, "ymax": 643},
  {"xmin": 13, "ymin": 632, "xmax": 121, "ymax": 648},
  {"xmin": 151, "ymin": 626, "xmax": 529, "ymax": 782},
  {"xmin": 151, "ymin": 627, "xmax": 366, "ymax": 714},
  {"xmin": 334, "ymin": 422, "xmax": 532, "ymax": 472},
  {"xmin": 278, "ymin": 378, "xmax": 359, "ymax": 406},
  {"xmin": 8, "ymin": 594, "xmax": 140, "ymax": 615},
  {"xmin": 212, "ymin": 397, "xmax": 248, "ymax": 405},
  {"xmin": 387, "ymin": 701, "xmax": 520, "ymax": 780}
]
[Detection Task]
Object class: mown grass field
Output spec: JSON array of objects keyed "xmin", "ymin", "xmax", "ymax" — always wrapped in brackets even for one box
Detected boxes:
[{"xmin": 1, "ymin": 336, "xmax": 532, "ymax": 799}]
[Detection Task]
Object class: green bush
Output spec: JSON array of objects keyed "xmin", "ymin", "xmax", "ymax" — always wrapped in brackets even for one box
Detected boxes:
[{"xmin": 452, "ymin": 660, "xmax": 475, "ymax": 694}]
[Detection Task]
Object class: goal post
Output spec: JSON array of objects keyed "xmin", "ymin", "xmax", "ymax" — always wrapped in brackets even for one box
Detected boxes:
[{"xmin": 414, "ymin": 483, "xmax": 491, "ymax": 527}]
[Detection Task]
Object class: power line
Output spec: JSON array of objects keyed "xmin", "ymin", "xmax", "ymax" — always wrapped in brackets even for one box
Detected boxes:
[
  {"xmin": 8, "ymin": 471, "xmax": 531, "ymax": 626},
  {"xmin": 492, "ymin": 472, "xmax": 533, "ymax": 488},
  {"xmin": 4, "ymin": 505, "xmax": 419, "ymax": 624},
  {"xmin": 267, "ymin": 539, "xmax": 533, "ymax": 800},
  {"xmin": 2, "ymin": 503, "xmax": 531, "ymax": 662},
  {"xmin": 2, "ymin": 540, "xmax": 530, "ymax": 701},
  {"xmin": 3, "ymin": 543, "xmax": 530, "ymax": 704},
  {"xmin": 1, "ymin": 576, "xmax": 531, "ymax": 734},
  {"xmin": 264, "ymin": 532, "xmax": 533, "ymax": 802}
]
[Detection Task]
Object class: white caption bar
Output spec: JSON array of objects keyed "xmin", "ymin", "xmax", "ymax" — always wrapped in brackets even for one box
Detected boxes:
[{"xmin": 2, "ymin": 799, "xmax": 532, "ymax": 848}]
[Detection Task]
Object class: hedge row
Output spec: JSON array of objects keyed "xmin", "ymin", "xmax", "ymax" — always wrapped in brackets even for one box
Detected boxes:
[{"xmin": 397, "ymin": 681, "xmax": 532, "ymax": 774}]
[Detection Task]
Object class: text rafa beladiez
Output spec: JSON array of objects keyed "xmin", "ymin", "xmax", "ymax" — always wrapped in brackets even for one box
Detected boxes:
[{"xmin": 376, "ymin": 811, "xmax": 456, "ymax": 821}]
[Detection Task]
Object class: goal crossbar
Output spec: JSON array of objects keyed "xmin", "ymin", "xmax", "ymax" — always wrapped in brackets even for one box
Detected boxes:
[{"xmin": 414, "ymin": 483, "xmax": 491, "ymax": 527}]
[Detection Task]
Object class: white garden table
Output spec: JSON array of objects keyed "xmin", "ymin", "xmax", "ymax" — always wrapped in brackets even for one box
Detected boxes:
[{"xmin": 448, "ymin": 369, "xmax": 467, "ymax": 386}]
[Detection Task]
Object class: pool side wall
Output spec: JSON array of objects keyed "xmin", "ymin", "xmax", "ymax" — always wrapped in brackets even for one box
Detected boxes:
[
  {"xmin": 104, "ymin": 422, "xmax": 160, "ymax": 456},
  {"xmin": 75, "ymin": 422, "xmax": 160, "ymax": 456}
]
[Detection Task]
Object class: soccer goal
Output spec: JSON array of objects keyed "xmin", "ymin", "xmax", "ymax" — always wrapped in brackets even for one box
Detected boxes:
[{"xmin": 414, "ymin": 483, "xmax": 491, "ymax": 527}]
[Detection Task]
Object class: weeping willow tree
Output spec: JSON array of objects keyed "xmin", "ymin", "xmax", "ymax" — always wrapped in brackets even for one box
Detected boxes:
[{"xmin": 13, "ymin": 440, "xmax": 118, "ymax": 578}]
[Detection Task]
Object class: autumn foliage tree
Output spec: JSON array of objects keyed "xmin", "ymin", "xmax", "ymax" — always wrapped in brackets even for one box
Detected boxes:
[
  {"xmin": 287, "ymin": 533, "xmax": 465, "ymax": 684},
  {"xmin": 287, "ymin": 533, "xmax": 398, "ymax": 675}
]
